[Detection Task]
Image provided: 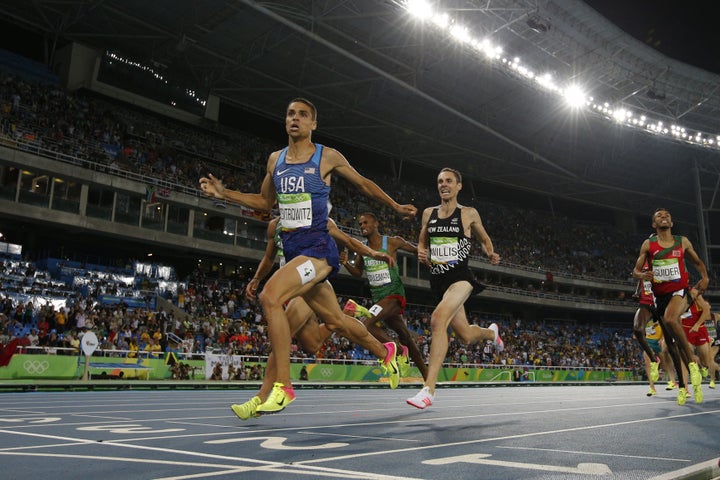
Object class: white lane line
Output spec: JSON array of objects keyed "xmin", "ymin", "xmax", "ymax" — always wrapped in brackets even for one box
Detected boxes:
[
  {"xmin": 0, "ymin": 433, "xmax": 425, "ymax": 480},
  {"xmin": 497, "ymin": 445, "xmax": 690, "ymax": 462},
  {"xmin": 0, "ymin": 428, "xmax": 283, "ymax": 466},
  {"xmin": 0, "ymin": 416, "xmax": 251, "ymax": 429},
  {"xmin": 165, "ymin": 421, "xmax": 241, "ymax": 429},
  {"xmin": 0, "ymin": 451, "xmax": 258, "ymax": 470},
  {"xmin": 155, "ymin": 468, "xmax": 364, "ymax": 480},
  {"xmin": 153, "ymin": 462, "xmax": 426, "ymax": 480},
  {"xmin": 71, "ymin": 414, "xmax": 133, "ymax": 420},
  {"xmin": 0, "ymin": 442, "xmax": 90, "ymax": 452},
  {"xmin": 0, "ymin": 409, "xmax": 45, "ymax": 414},
  {"xmin": 298, "ymin": 431, "xmax": 421, "ymax": 442},
  {"xmin": 647, "ymin": 458, "xmax": 720, "ymax": 480},
  {"xmin": 295, "ymin": 409, "xmax": 720, "ymax": 465},
  {"xmin": 103, "ymin": 405, "xmax": 720, "ymax": 445}
]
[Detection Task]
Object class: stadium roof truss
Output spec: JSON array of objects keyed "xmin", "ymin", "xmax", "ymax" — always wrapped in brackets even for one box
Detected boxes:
[{"xmin": 3, "ymin": 0, "xmax": 720, "ymax": 223}]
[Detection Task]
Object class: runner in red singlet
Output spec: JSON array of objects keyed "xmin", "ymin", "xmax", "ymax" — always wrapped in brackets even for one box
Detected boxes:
[{"xmin": 632, "ymin": 208, "xmax": 709, "ymax": 405}]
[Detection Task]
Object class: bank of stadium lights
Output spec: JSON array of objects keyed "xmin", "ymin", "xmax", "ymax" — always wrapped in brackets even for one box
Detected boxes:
[
  {"xmin": 107, "ymin": 51, "xmax": 167, "ymax": 83},
  {"xmin": 590, "ymin": 101, "xmax": 719, "ymax": 146},
  {"xmin": 402, "ymin": 0, "xmax": 720, "ymax": 151},
  {"xmin": 105, "ymin": 51, "xmax": 207, "ymax": 107}
]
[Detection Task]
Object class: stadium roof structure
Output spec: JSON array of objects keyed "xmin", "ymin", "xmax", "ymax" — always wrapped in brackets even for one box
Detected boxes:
[{"xmin": 3, "ymin": 0, "xmax": 720, "ymax": 224}]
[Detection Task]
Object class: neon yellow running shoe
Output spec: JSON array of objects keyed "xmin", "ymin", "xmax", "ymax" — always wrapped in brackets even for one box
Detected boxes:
[
  {"xmin": 343, "ymin": 299, "xmax": 372, "ymax": 320},
  {"xmin": 665, "ymin": 381, "xmax": 678, "ymax": 391},
  {"xmin": 710, "ymin": 380, "xmax": 716, "ymax": 389},
  {"xmin": 677, "ymin": 387, "xmax": 687, "ymax": 406},
  {"xmin": 649, "ymin": 360, "xmax": 659, "ymax": 383},
  {"xmin": 701, "ymin": 366, "xmax": 709, "ymax": 379},
  {"xmin": 693, "ymin": 385, "xmax": 704, "ymax": 404},
  {"xmin": 689, "ymin": 362, "xmax": 702, "ymax": 389},
  {"xmin": 255, "ymin": 383, "xmax": 296, "ymax": 415},
  {"xmin": 646, "ymin": 387, "xmax": 656, "ymax": 397},
  {"xmin": 397, "ymin": 345, "xmax": 411, "ymax": 377},
  {"xmin": 380, "ymin": 341, "xmax": 399, "ymax": 389},
  {"xmin": 231, "ymin": 396, "xmax": 262, "ymax": 420}
]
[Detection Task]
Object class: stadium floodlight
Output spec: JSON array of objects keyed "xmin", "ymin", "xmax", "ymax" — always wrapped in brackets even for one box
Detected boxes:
[
  {"xmin": 398, "ymin": 2, "xmax": 720, "ymax": 152},
  {"xmin": 612, "ymin": 108, "xmax": 627, "ymax": 122},
  {"xmin": 536, "ymin": 73, "xmax": 558, "ymax": 91},
  {"xmin": 563, "ymin": 85, "xmax": 586, "ymax": 108},
  {"xmin": 406, "ymin": 0, "xmax": 433, "ymax": 20},
  {"xmin": 432, "ymin": 12, "xmax": 450, "ymax": 28},
  {"xmin": 476, "ymin": 39, "xmax": 499, "ymax": 59},
  {"xmin": 450, "ymin": 24, "xmax": 471, "ymax": 44}
]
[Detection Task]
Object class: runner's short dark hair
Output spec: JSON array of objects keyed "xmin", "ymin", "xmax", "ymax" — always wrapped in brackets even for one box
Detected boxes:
[{"xmin": 288, "ymin": 97, "xmax": 317, "ymax": 121}]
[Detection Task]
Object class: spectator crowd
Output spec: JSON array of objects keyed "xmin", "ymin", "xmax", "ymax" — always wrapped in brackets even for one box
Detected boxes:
[{"xmin": 0, "ymin": 254, "xmax": 642, "ymax": 378}]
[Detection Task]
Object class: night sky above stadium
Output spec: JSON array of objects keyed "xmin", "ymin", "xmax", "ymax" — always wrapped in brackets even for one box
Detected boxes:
[{"xmin": 583, "ymin": 0, "xmax": 720, "ymax": 75}]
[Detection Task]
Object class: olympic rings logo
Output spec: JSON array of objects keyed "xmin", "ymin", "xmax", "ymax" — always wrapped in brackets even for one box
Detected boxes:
[
  {"xmin": 23, "ymin": 360, "xmax": 50, "ymax": 375},
  {"xmin": 320, "ymin": 367, "xmax": 334, "ymax": 378}
]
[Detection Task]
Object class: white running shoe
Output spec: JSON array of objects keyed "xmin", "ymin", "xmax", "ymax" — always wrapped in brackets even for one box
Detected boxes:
[
  {"xmin": 407, "ymin": 386, "xmax": 434, "ymax": 409},
  {"xmin": 489, "ymin": 323, "xmax": 504, "ymax": 352}
]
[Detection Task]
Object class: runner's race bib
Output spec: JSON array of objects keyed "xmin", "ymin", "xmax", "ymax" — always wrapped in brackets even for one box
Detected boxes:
[
  {"xmin": 430, "ymin": 237, "xmax": 459, "ymax": 265},
  {"xmin": 652, "ymin": 258, "xmax": 681, "ymax": 282},
  {"xmin": 278, "ymin": 193, "xmax": 312, "ymax": 230}
]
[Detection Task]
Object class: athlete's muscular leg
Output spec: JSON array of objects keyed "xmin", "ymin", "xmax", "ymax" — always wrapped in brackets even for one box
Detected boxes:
[
  {"xmin": 361, "ymin": 297, "xmax": 405, "ymax": 346},
  {"xmin": 258, "ymin": 256, "xmax": 333, "ymax": 386},
  {"xmin": 366, "ymin": 296, "xmax": 428, "ymax": 380},
  {"xmin": 425, "ymin": 281, "xmax": 472, "ymax": 394},
  {"xmin": 286, "ymin": 297, "xmax": 327, "ymax": 354},
  {"xmin": 663, "ymin": 296, "xmax": 699, "ymax": 367},
  {"xmin": 361, "ymin": 315, "xmax": 395, "ymax": 345},
  {"xmin": 385, "ymin": 314, "xmax": 428, "ymax": 380},
  {"xmin": 697, "ymin": 343, "xmax": 719, "ymax": 380},
  {"xmin": 659, "ymin": 341, "xmax": 676, "ymax": 384},
  {"xmin": 449, "ymin": 308, "xmax": 496, "ymax": 345},
  {"xmin": 258, "ymin": 298, "xmax": 328, "ymax": 400},
  {"xmin": 303, "ymin": 282, "xmax": 388, "ymax": 360},
  {"xmin": 643, "ymin": 352, "xmax": 657, "ymax": 391},
  {"xmin": 254, "ymin": 298, "xmax": 315, "ymax": 401},
  {"xmin": 656, "ymin": 314, "xmax": 687, "ymax": 387},
  {"xmin": 633, "ymin": 307, "xmax": 659, "ymax": 360}
]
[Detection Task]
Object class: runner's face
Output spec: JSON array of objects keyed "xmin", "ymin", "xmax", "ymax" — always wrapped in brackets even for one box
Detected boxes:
[
  {"xmin": 652, "ymin": 210, "xmax": 672, "ymax": 230},
  {"xmin": 358, "ymin": 215, "xmax": 377, "ymax": 237},
  {"xmin": 437, "ymin": 171, "xmax": 460, "ymax": 200},
  {"xmin": 286, "ymin": 102, "xmax": 316, "ymax": 138}
]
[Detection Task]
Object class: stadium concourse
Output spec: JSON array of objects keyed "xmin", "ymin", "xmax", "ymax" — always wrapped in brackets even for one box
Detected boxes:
[{"xmin": 0, "ymin": 384, "xmax": 718, "ymax": 480}]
